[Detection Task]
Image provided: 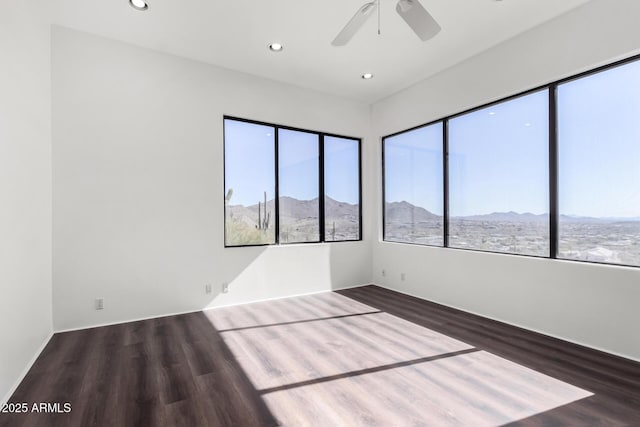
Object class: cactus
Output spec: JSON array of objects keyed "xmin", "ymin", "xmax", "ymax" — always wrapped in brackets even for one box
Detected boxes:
[
  {"xmin": 262, "ymin": 192, "xmax": 266, "ymax": 229},
  {"xmin": 225, "ymin": 188, "xmax": 233, "ymax": 203},
  {"xmin": 225, "ymin": 188, "xmax": 234, "ymax": 219},
  {"xmin": 264, "ymin": 211, "xmax": 271, "ymax": 230},
  {"xmin": 263, "ymin": 191, "xmax": 270, "ymax": 229},
  {"xmin": 256, "ymin": 191, "xmax": 271, "ymax": 230}
]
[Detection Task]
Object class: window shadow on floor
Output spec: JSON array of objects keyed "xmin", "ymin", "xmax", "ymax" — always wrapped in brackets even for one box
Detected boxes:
[
  {"xmin": 336, "ymin": 285, "xmax": 640, "ymax": 425},
  {"xmin": 4, "ymin": 285, "xmax": 639, "ymax": 426}
]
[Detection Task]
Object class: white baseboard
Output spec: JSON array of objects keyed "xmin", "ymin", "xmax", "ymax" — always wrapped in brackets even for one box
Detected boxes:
[
  {"xmin": 54, "ymin": 308, "xmax": 205, "ymax": 334},
  {"xmin": 55, "ymin": 282, "xmax": 371, "ymax": 334},
  {"xmin": 200, "ymin": 282, "xmax": 370, "ymax": 311},
  {"xmin": 1, "ymin": 331, "xmax": 54, "ymax": 407},
  {"xmin": 369, "ymin": 282, "xmax": 640, "ymax": 364}
]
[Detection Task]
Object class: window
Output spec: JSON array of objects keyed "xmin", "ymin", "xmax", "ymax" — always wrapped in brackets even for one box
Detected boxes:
[
  {"xmin": 324, "ymin": 136, "xmax": 361, "ymax": 241},
  {"xmin": 279, "ymin": 130, "xmax": 320, "ymax": 244},
  {"xmin": 224, "ymin": 118, "xmax": 361, "ymax": 247},
  {"xmin": 224, "ymin": 120, "xmax": 276, "ymax": 246},
  {"xmin": 448, "ymin": 90, "xmax": 549, "ymax": 256},
  {"xmin": 382, "ymin": 54, "xmax": 640, "ymax": 267},
  {"xmin": 383, "ymin": 123, "xmax": 444, "ymax": 245},
  {"xmin": 558, "ymin": 60, "xmax": 640, "ymax": 266}
]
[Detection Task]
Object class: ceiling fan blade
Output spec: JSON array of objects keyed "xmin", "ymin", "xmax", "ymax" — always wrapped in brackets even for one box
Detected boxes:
[
  {"xmin": 395, "ymin": 0, "xmax": 441, "ymax": 41},
  {"xmin": 332, "ymin": 2, "xmax": 378, "ymax": 46}
]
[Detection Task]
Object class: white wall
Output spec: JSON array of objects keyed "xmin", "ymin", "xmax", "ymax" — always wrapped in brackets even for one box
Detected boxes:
[
  {"xmin": 52, "ymin": 27, "xmax": 373, "ymax": 331},
  {"xmin": 0, "ymin": 2, "xmax": 53, "ymax": 405},
  {"xmin": 371, "ymin": 0, "xmax": 640, "ymax": 361},
  {"xmin": 45, "ymin": 0, "xmax": 640, "ymax": 360}
]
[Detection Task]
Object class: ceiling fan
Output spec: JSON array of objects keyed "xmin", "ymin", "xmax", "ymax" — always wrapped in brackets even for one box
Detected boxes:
[{"xmin": 332, "ymin": 0, "xmax": 441, "ymax": 46}]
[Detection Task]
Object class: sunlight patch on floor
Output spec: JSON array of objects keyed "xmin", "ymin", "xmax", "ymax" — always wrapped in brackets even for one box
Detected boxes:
[{"xmin": 205, "ymin": 292, "xmax": 592, "ymax": 426}]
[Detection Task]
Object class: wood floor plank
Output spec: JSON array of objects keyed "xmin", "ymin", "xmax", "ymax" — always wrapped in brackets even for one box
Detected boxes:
[{"xmin": 2, "ymin": 285, "xmax": 639, "ymax": 426}]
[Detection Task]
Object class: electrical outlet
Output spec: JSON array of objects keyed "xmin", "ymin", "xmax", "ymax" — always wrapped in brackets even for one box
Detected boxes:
[
  {"xmin": 205, "ymin": 284, "xmax": 212, "ymax": 295},
  {"xmin": 222, "ymin": 283, "xmax": 229, "ymax": 293},
  {"xmin": 382, "ymin": 269, "xmax": 386, "ymax": 277},
  {"xmin": 95, "ymin": 298, "xmax": 104, "ymax": 310},
  {"xmin": 401, "ymin": 273, "xmax": 405, "ymax": 281}
]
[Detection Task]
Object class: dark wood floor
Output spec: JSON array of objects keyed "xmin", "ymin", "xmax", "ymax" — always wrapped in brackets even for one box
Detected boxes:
[{"xmin": 2, "ymin": 285, "xmax": 639, "ymax": 426}]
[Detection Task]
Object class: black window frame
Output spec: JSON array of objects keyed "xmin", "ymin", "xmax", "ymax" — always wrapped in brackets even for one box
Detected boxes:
[
  {"xmin": 446, "ymin": 88, "xmax": 551, "ymax": 257},
  {"xmin": 277, "ymin": 127, "xmax": 321, "ymax": 245},
  {"xmin": 382, "ymin": 53, "xmax": 640, "ymax": 269},
  {"xmin": 323, "ymin": 134, "xmax": 364, "ymax": 243},
  {"xmin": 224, "ymin": 116, "xmax": 362, "ymax": 248},
  {"xmin": 382, "ymin": 120, "xmax": 446, "ymax": 247}
]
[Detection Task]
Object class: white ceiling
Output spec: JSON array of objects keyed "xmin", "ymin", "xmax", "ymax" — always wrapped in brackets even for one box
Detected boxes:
[{"xmin": 52, "ymin": 0, "xmax": 591, "ymax": 103}]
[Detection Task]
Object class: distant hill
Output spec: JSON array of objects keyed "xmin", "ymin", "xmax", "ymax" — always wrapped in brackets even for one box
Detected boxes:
[
  {"xmin": 325, "ymin": 196, "xmax": 359, "ymax": 218},
  {"xmin": 559, "ymin": 214, "xmax": 640, "ymax": 223},
  {"xmin": 458, "ymin": 211, "xmax": 547, "ymax": 223},
  {"xmin": 384, "ymin": 201, "xmax": 640, "ymax": 223},
  {"xmin": 227, "ymin": 199, "xmax": 276, "ymax": 227},
  {"xmin": 228, "ymin": 196, "xmax": 358, "ymax": 225},
  {"xmin": 558, "ymin": 214, "xmax": 605, "ymax": 223},
  {"xmin": 279, "ymin": 196, "xmax": 320, "ymax": 219},
  {"xmin": 385, "ymin": 201, "xmax": 441, "ymax": 223},
  {"xmin": 461, "ymin": 212, "xmax": 640, "ymax": 223},
  {"xmin": 229, "ymin": 197, "xmax": 639, "ymax": 226}
]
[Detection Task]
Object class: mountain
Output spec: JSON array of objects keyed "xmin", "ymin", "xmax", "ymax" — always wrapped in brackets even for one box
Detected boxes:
[
  {"xmin": 324, "ymin": 196, "xmax": 359, "ymax": 218},
  {"xmin": 458, "ymin": 211, "xmax": 547, "ymax": 223},
  {"xmin": 558, "ymin": 214, "xmax": 606, "ymax": 223},
  {"xmin": 229, "ymin": 198, "xmax": 638, "ymax": 226},
  {"xmin": 279, "ymin": 196, "xmax": 320, "ymax": 219},
  {"xmin": 385, "ymin": 201, "xmax": 441, "ymax": 222},
  {"xmin": 461, "ymin": 212, "xmax": 640, "ymax": 223},
  {"xmin": 559, "ymin": 214, "xmax": 640, "ymax": 223},
  {"xmin": 227, "ymin": 196, "xmax": 358, "ymax": 225},
  {"xmin": 226, "ymin": 200, "xmax": 274, "ymax": 227}
]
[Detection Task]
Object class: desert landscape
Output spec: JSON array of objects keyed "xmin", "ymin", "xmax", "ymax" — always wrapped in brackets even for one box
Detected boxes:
[
  {"xmin": 226, "ymin": 196, "xmax": 359, "ymax": 245},
  {"xmin": 384, "ymin": 201, "xmax": 640, "ymax": 265}
]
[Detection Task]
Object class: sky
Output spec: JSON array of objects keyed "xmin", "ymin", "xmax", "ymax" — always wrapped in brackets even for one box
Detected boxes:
[
  {"xmin": 324, "ymin": 136, "xmax": 360, "ymax": 205},
  {"xmin": 224, "ymin": 120, "xmax": 275, "ymax": 206},
  {"xmin": 385, "ymin": 90, "xmax": 549, "ymax": 217},
  {"xmin": 279, "ymin": 129, "xmax": 319, "ymax": 201},
  {"xmin": 385, "ymin": 59, "xmax": 640, "ymax": 218},
  {"xmin": 225, "ymin": 120, "xmax": 359, "ymax": 206},
  {"xmin": 226, "ymin": 59, "xmax": 639, "ymax": 217},
  {"xmin": 448, "ymin": 89, "xmax": 549, "ymax": 217},
  {"xmin": 385, "ymin": 122, "xmax": 444, "ymax": 215},
  {"xmin": 558, "ymin": 60, "xmax": 640, "ymax": 218}
]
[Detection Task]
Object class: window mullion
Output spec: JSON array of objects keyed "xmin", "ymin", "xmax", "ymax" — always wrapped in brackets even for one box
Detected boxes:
[
  {"xmin": 549, "ymin": 85, "xmax": 559, "ymax": 259},
  {"xmin": 274, "ymin": 127, "xmax": 280, "ymax": 245},
  {"xmin": 319, "ymin": 134, "xmax": 326, "ymax": 242}
]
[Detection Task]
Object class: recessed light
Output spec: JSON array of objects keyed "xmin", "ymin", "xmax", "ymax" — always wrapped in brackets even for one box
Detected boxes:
[
  {"xmin": 524, "ymin": 123, "xmax": 532, "ymax": 127},
  {"xmin": 129, "ymin": 0, "xmax": 148, "ymax": 11},
  {"xmin": 488, "ymin": 111, "xmax": 496, "ymax": 116},
  {"xmin": 269, "ymin": 43, "xmax": 283, "ymax": 52},
  {"xmin": 362, "ymin": 73, "xmax": 374, "ymax": 80}
]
